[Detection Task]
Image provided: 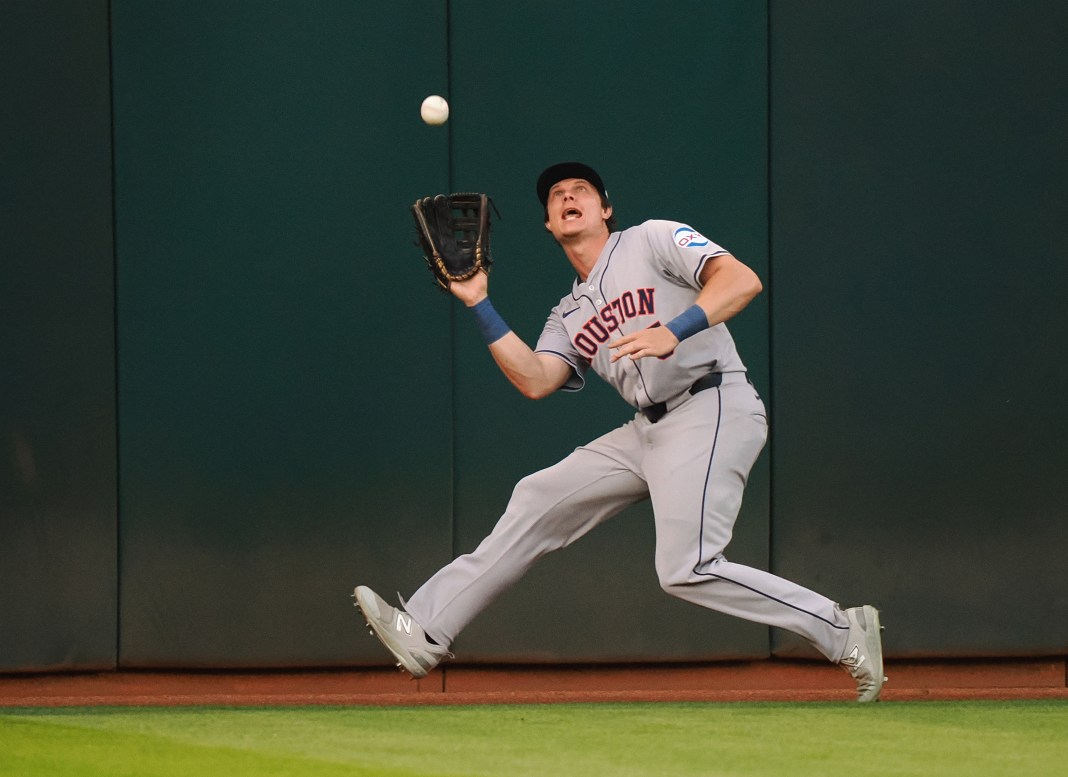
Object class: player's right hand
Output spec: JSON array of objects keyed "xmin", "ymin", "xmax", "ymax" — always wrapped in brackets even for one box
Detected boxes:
[
  {"xmin": 608, "ymin": 325, "xmax": 680, "ymax": 362},
  {"xmin": 451, "ymin": 269, "xmax": 489, "ymax": 308}
]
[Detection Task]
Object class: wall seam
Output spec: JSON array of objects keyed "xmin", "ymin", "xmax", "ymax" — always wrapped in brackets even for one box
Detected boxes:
[
  {"xmin": 446, "ymin": 0, "xmax": 458, "ymax": 560},
  {"xmin": 764, "ymin": 0, "xmax": 775, "ymax": 658},
  {"xmin": 106, "ymin": 0, "xmax": 123, "ymax": 671}
]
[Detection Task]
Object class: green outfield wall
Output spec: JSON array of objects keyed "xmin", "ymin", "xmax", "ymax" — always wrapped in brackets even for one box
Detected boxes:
[
  {"xmin": 768, "ymin": 1, "xmax": 1068, "ymax": 658},
  {"xmin": 0, "ymin": 0, "xmax": 117, "ymax": 671},
  {"xmin": 1, "ymin": 0, "xmax": 1064, "ymax": 671}
]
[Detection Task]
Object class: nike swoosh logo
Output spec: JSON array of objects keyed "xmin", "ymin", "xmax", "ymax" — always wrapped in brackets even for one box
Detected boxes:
[{"xmin": 563, "ymin": 308, "xmax": 580, "ymax": 318}]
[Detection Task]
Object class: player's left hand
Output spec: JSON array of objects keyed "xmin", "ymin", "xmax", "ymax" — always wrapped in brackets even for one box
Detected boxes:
[{"xmin": 609, "ymin": 326, "xmax": 679, "ymax": 362}]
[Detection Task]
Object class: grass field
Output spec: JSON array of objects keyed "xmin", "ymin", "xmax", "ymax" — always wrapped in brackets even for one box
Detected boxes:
[{"xmin": 2, "ymin": 701, "xmax": 1066, "ymax": 777}]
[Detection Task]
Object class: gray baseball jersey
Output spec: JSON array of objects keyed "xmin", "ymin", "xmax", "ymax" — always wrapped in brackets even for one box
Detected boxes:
[
  {"xmin": 403, "ymin": 219, "xmax": 852, "ymax": 663},
  {"xmin": 535, "ymin": 219, "xmax": 747, "ymax": 408}
]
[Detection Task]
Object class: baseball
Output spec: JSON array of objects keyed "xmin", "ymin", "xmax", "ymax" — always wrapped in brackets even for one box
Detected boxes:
[{"xmin": 420, "ymin": 95, "xmax": 449, "ymax": 125}]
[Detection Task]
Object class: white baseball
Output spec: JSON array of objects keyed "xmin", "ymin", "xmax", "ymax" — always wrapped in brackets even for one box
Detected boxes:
[{"xmin": 420, "ymin": 95, "xmax": 449, "ymax": 125}]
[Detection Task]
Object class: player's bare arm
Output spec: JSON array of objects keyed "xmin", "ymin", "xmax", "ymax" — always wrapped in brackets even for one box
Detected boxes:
[
  {"xmin": 695, "ymin": 253, "xmax": 764, "ymax": 324},
  {"xmin": 449, "ymin": 272, "xmax": 570, "ymax": 399},
  {"xmin": 609, "ymin": 253, "xmax": 762, "ymax": 362},
  {"xmin": 488, "ymin": 335, "xmax": 572, "ymax": 400}
]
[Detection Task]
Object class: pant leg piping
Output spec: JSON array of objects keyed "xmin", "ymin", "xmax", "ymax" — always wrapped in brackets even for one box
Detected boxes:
[{"xmin": 690, "ymin": 568, "xmax": 848, "ymax": 630}]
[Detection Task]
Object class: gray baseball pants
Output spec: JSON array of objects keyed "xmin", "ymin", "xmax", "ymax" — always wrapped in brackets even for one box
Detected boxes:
[{"xmin": 404, "ymin": 375, "xmax": 850, "ymax": 661}]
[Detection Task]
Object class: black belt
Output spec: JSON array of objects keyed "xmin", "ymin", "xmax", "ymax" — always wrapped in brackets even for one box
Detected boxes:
[{"xmin": 641, "ymin": 372, "xmax": 725, "ymax": 424}]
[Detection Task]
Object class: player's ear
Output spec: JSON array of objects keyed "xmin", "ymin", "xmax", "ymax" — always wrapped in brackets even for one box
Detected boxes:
[{"xmin": 602, "ymin": 204, "xmax": 613, "ymax": 220}]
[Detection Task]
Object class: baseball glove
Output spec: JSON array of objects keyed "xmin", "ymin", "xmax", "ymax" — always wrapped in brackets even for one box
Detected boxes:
[{"xmin": 411, "ymin": 193, "xmax": 495, "ymax": 291}]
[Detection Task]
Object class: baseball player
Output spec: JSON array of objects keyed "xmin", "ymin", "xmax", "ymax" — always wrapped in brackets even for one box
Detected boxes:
[{"xmin": 355, "ymin": 162, "xmax": 885, "ymax": 701}]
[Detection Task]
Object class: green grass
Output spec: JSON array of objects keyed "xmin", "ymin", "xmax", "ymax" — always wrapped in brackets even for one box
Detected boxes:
[{"xmin": 1, "ymin": 701, "xmax": 1066, "ymax": 777}]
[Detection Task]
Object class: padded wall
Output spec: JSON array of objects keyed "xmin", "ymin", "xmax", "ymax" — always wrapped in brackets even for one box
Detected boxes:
[
  {"xmin": 445, "ymin": 0, "xmax": 771, "ymax": 662},
  {"xmin": 0, "ymin": 0, "xmax": 117, "ymax": 672},
  {"xmin": 5, "ymin": 1, "xmax": 1063, "ymax": 672},
  {"xmin": 769, "ymin": 1, "xmax": 1068, "ymax": 657},
  {"xmin": 111, "ymin": 2, "xmax": 454, "ymax": 666}
]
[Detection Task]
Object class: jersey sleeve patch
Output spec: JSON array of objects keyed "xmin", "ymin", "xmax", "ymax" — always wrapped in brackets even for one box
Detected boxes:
[
  {"xmin": 646, "ymin": 220, "xmax": 729, "ymax": 292},
  {"xmin": 673, "ymin": 225, "xmax": 711, "ymax": 249}
]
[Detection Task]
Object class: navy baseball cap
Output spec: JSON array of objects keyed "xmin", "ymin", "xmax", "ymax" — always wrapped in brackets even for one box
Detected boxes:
[{"xmin": 536, "ymin": 162, "xmax": 608, "ymax": 205}]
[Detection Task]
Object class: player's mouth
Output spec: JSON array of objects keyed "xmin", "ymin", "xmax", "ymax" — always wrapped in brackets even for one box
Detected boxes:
[{"xmin": 562, "ymin": 207, "xmax": 582, "ymax": 221}]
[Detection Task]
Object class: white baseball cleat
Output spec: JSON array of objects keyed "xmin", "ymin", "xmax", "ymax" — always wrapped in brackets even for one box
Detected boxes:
[
  {"xmin": 839, "ymin": 605, "xmax": 886, "ymax": 702},
  {"xmin": 353, "ymin": 585, "xmax": 451, "ymax": 678}
]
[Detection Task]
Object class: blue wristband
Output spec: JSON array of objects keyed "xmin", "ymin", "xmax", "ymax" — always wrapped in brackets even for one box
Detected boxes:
[
  {"xmin": 470, "ymin": 297, "xmax": 512, "ymax": 344},
  {"xmin": 664, "ymin": 304, "xmax": 709, "ymax": 342}
]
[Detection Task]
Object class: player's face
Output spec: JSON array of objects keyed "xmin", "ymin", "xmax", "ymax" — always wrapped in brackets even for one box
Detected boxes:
[{"xmin": 544, "ymin": 178, "xmax": 612, "ymax": 240}]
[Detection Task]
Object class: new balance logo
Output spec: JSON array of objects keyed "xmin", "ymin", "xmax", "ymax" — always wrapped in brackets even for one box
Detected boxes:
[
  {"xmin": 843, "ymin": 644, "xmax": 866, "ymax": 668},
  {"xmin": 396, "ymin": 612, "xmax": 412, "ymax": 635}
]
